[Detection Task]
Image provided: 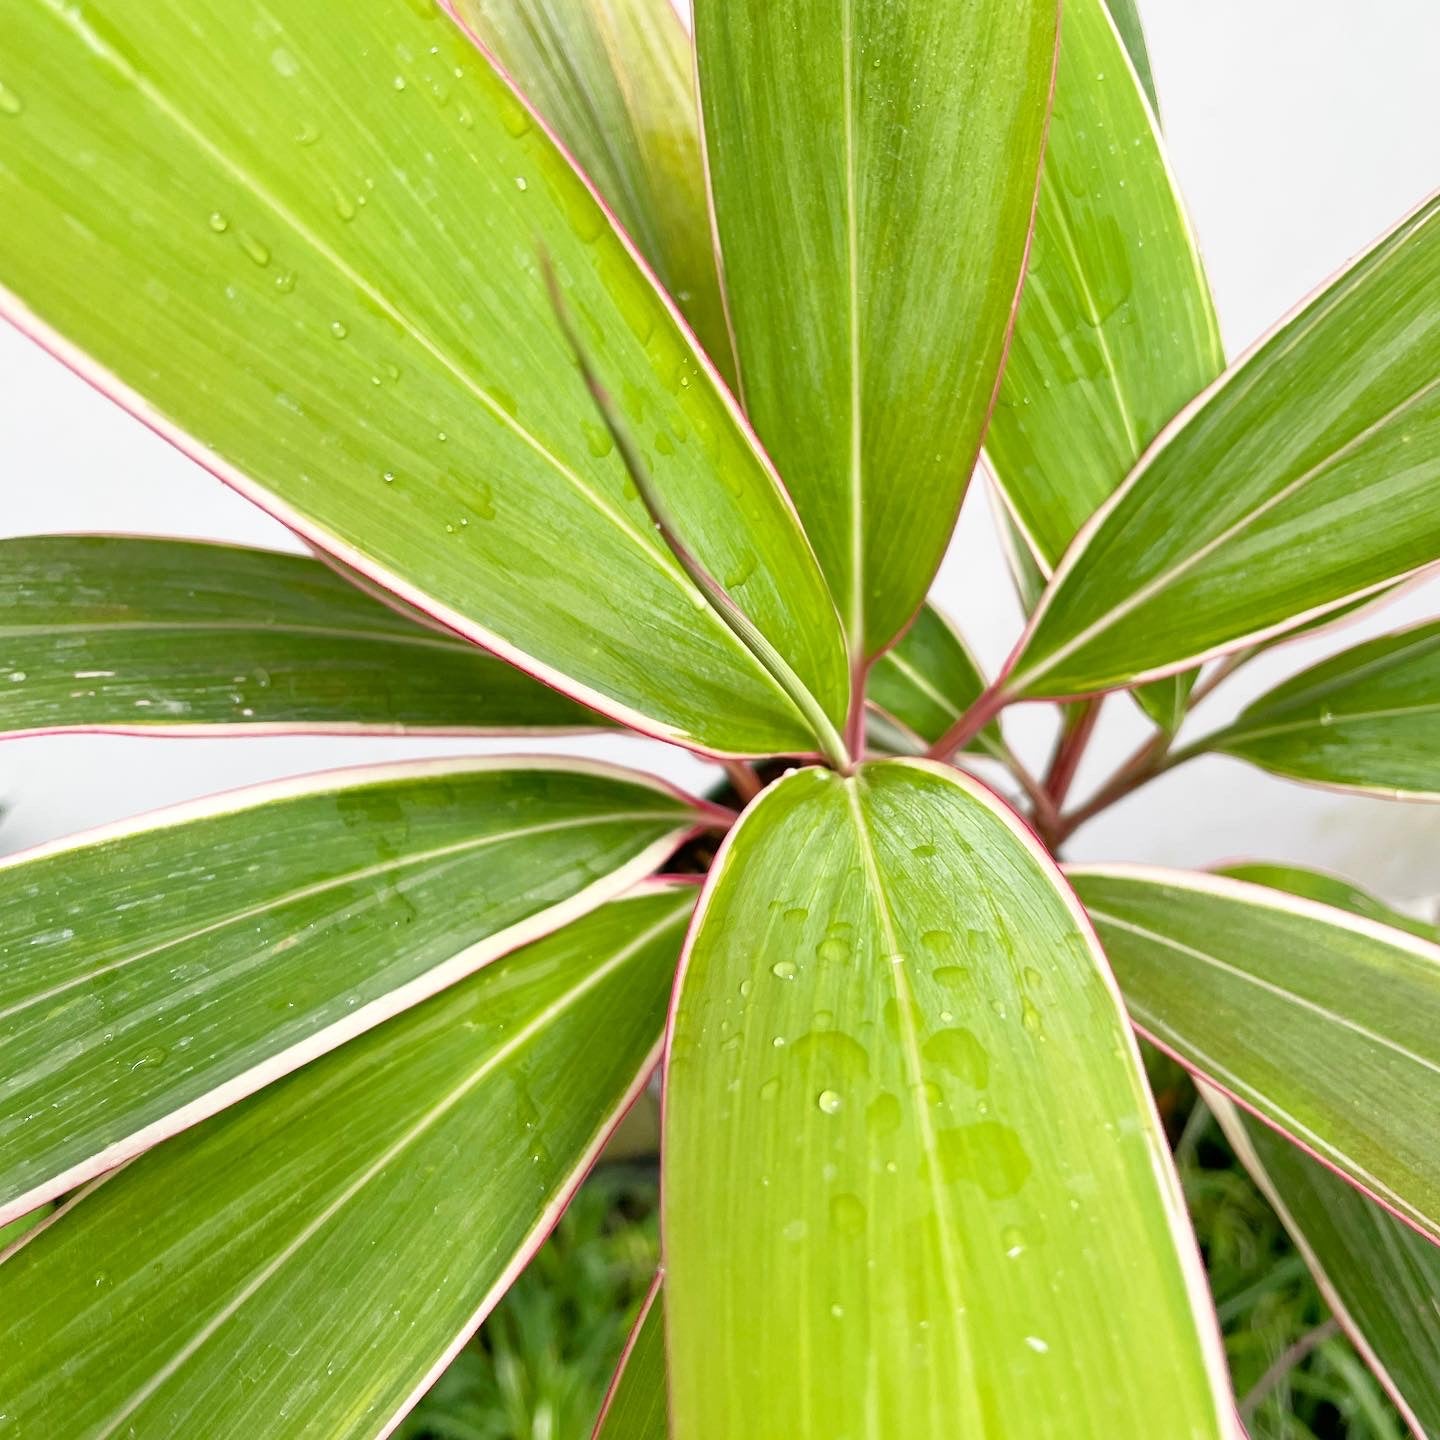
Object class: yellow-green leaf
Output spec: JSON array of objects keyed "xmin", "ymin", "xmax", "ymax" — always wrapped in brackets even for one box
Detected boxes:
[{"xmin": 664, "ymin": 760, "xmax": 1230, "ymax": 1437}]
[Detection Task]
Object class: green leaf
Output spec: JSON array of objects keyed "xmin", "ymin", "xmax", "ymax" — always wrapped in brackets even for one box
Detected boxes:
[
  {"xmin": 1207, "ymin": 618, "xmax": 1440, "ymax": 799},
  {"xmin": 452, "ymin": 0, "xmax": 734, "ymax": 390},
  {"xmin": 0, "ymin": 756, "xmax": 703, "ymax": 1223},
  {"xmin": 0, "ymin": 889, "xmax": 690, "ymax": 1438},
  {"xmin": 695, "ymin": 0, "xmax": 1058, "ymax": 658},
  {"xmin": 1216, "ymin": 862, "xmax": 1438, "ymax": 943},
  {"xmin": 986, "ymin": 0, "xmax": 1222, "ymax": 576},
  {"xmin": 0, "ymin": 535, "xmax": 606, "ymax": 737},
  {"xmin": 1208, "ymin": 871, "xmax": 1440, "ymax": 1434},
  {"xmin": 1135, "ymin": 672, "xmax": 1196, "ymax": 736},
  {"xmin": 1073, "ymin": 864, "xmax": 1440, "ymax": 1241},
  {"xmin": 592, "ymin": 1277, "xmax": 666, "ymax": 1440},
  {"xmin": 1215, "ymin": 1096, "xmax": 1440, "ymax": 1438},
  {"xmin": 1100, "ymin": 0, "xmax": 1160, "ymax": 117},
  {"xmin": 1009, "ymin": 194, "xmax": 1440, "ymax": 700},
  {"xmin": 866, "ymin": 604, "xmax": 1006, "ymax": 762},
  {"xmin": 663, "ymin": 760, "xmax": 1230, "ymax": 1437},
  {"xmin": 981, "ymin": 0, "xmax": 1220, "ymax": 736},
  {"xmin": 0, "ymin": 0, "xmax": 849, "ymax": 758}
]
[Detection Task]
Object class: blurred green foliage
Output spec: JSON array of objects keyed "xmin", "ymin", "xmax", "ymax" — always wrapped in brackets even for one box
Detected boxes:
[{"xmin": 399, "ymin": 1165, "xmax": 658, "ymax": 1440}]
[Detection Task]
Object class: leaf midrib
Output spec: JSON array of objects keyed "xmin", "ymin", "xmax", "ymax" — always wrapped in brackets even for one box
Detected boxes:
[
  {"xmin": 844, "ymin": 777, "xmax": 983, "ymax": 1437},
  {"xmin": 841, "ymin": 0, "xmax": 864, "ymax": 655}
]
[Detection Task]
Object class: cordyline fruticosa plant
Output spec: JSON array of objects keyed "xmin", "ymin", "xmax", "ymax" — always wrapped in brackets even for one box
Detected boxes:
[{"xmin": 0, "ymin": 0, "xmax": 1438, "ymax": 1434}]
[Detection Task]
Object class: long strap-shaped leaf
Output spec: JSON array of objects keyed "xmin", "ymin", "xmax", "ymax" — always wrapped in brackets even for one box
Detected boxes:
[
  {"xmin": 0, "ymin": 535, "xmax": 606, "ymax": 737},
  {"xmin": 0, "ymin": 0, "xmax": 848, "ymax": 758},
  {"xmin": 1206, "ymin": 873, "xmax": 1440, "ymax": 1434},
  {"xmin": 1008, "ymin": 192, "xmax": 1440, "ymax": 700},
  {"xmin": 1216, "ymin": 861, "xmax": 1439, "ymax": 942},
  {"xmin": 1206, "ymin": 618, "xmax": 1440, "ymax": 799},
  {"xmin": 1072, "ymin": 865, "xmax": 1440, "ymax": 1242},
  {"xmin": 0, "ymin": 755, "xmax": 706, "ymax": 1224},
  {"xmin": 1214, "ymin": 1091, "xmax": 1440, "ymax": 1436},
  {"xmin": 0, "ymin": 890, "xmax": 690, "ymax": 1438},
  {"xmin": 591, "ymin": 1274, "xmax": 666, "ymax": 1440},
  {"xmin": 694, "ymin": 0, "xmax": 1058, "ymax": 660},
  {"xmin": 983, "ymin": 0, "xmax": 1222, "ymax": 734},
  {"xmin": 986, "ymin": 0, "xmax": 1222, "ymax": 579},
  {"xmin": 663, "ymin": 760, "xmax": 1230, "ymax": 1437},
  {"xmin": 451, "ymin": 0, "xmax": 734, "ymax": 389}
]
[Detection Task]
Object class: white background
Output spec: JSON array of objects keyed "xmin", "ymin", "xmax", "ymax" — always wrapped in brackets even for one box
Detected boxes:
[{"xmin": 2, "ymin": 3, "xmax": 1438, "ymax": 908}]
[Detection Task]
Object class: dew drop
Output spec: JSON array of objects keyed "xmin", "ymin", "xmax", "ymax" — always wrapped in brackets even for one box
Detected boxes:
[
  {"xmin": 923, "ymin": 1028, "xmax": 989, "ymax": 1088},
  {"xmin": 273, "ymin": 271, "xmax": 296, "ymax": 293},
  {"xmin": 0, "ymin": 82, "xmax": 25, "ymax": 116},
  {"xmin": 329, "ymin": 320, "xmax": 348, "ymax": 339},
  {"xmin": 866, "ymin": 1092, "xmax": 902, "ymax": 1136},
  {"xmin": 498, "ymin": 94, "xmax": 533, "ymax": 137},
  {"xmin": 816, "ymin": 935, "xmax": 851, "ymax": 963},
  {"xmin": 240, "ymin": 234, "xmax": 271, "ymax": 267},
  {"xmin": 392, "ymin": 74, "xmax": 407, "ymax": 91},
  {"xmin": 932, "ymin": 964, "xmax": 969, "ymax": 991},
  {"xmin": 921, "ymin": 929, "xmax": 953, "ymax": 954},
  {"xmin": 759, "ymin": 1077, "xmax": 780, "ymax": 1102},
  {"xmin": 724, "ymin": 552, "xmax": 756, "ymax": 588},
  {"xmin": 208, "ymin": 211, "xmax": 229, "ymax": 233},
  {"xmin": 828, "ymin": 1194, "xmax": 865, "ymax": 1240},
  {"xmin": 771, "ymin": 959, "xmax": 798, "ymax": 980},
  {"xmin": 514, "ymin": 175, "xmax": 528, "ymax": 192},
  {"xmin": 129, "ymin": 1045, "xmax": 167, "ymax": 1072},
  {"xmin": 1002, "ymin": 1224, "xmax": 1026, "ymax": 1258},
  {"xmin": 738, "ymin": 979, "xmax": 753, "ymax": 999},
  {"xmin": 581, "ymin": 420, "xmax": 613, "ymax": 459},
  {"xmin": 1021, "ymin": 997, "xmax": 1044, "ymax": 1037},
  {"xmin": 783, "ymin": 906, "xmax": 808, "ymax": 923},
  {"xmin": 817, "ymin": 1089, "xmax": 843, "ymax": 1115},
  {"xmin": 937, "ymin": 1122, "xmax": 1032, "ymax": 1198},
  {"xmin": 1025, "ymin": 1335, "xmax": 1050, "ymax": 1354},
  {"xmin": 382, "ymin": 471, "xmax": 395, "ymax": 484}
]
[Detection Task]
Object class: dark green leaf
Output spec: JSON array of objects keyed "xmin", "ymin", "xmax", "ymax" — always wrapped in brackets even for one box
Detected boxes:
[
  {"xmin": 1208, "ymin": 619, "xmax": 1440, "ymax": 798},
  {"xmin": 0, "ymin": 535, "xmax": 603, "ymax": 736},
  {"xmin": 0, "ymin": 890, "xmax": 690, "ymax": 1438},
  {"xmin": 695, "ymin": 0, "xmax": 1058, "ymax": 657},
  {"xmin": 1011, "ymin": 196, "xmax": 1440, "ymax": 699},
  {"xmin": 0, "ymin": 757, "xmax": 701, "ymax": 1222}
]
